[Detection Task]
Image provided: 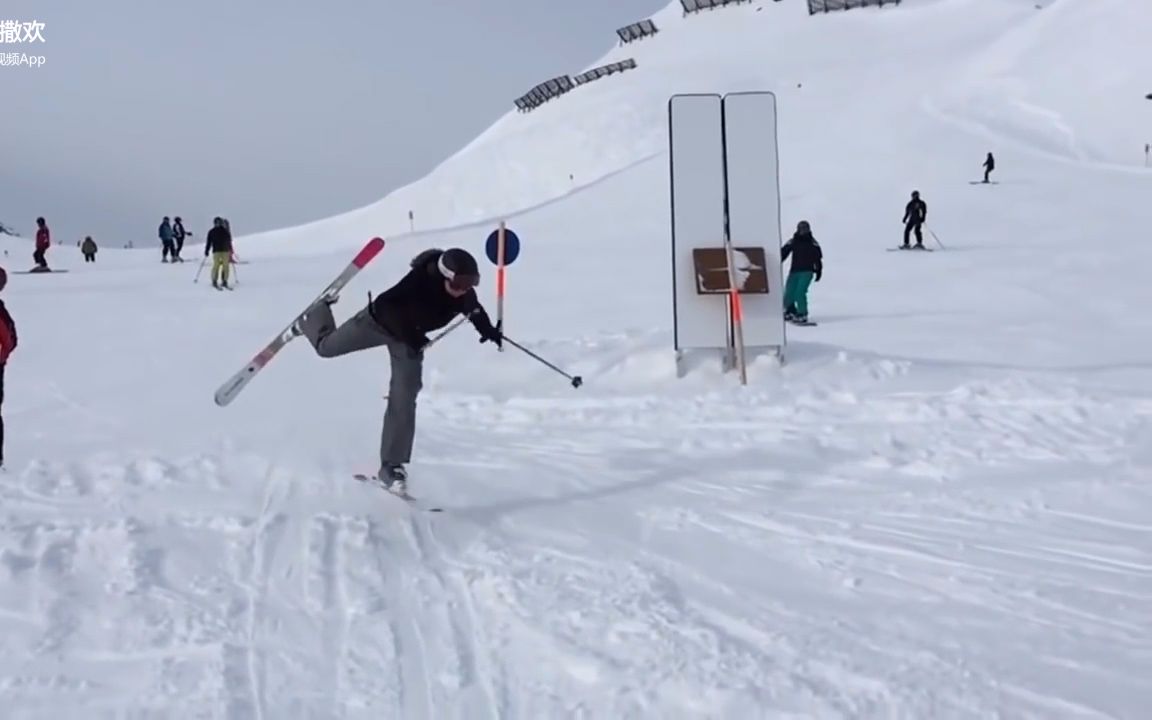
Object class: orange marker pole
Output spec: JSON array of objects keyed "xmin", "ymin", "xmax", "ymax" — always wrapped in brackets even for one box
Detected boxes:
[
  {"xmin": 496, "ymin": 222, "xmax": 507, "ymax": 352},
  {"xmin": 724, "ymin": 242, "xmax": 748, "ymax": 385}
]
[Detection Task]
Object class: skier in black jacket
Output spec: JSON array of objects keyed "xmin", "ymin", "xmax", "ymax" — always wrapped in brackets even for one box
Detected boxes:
[
  {"xmin": 982, "ymin": 152, "xmax": 995, "ymax": 183},
  {"xmin": 902, "ymin": 191, "xmax": 927, "ymax": 248},
  {"xmin": 780, "ymin": 220, "xmax": 822, "ymax": 324},
  {"xmin": 294, "ymin": 247, "xmax": 502, "ymax": 493},
  {"xmin": 204, "ymin": 217, "xmax": 234, "ymax": 289}
]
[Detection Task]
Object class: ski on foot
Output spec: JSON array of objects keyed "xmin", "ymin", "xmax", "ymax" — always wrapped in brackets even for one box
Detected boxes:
[
  {"xmin": 213, "ymin": 236, "xmax": 385, "ymax": 407},
  {"xmin": 353, "ymin": 473, "xmax": 443, "ymax": 512}
]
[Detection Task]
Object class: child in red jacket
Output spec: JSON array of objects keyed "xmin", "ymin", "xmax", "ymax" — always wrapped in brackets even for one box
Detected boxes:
[{"xmin": 0, "ymin": 267, "xmax": 17, "ymax": 467}]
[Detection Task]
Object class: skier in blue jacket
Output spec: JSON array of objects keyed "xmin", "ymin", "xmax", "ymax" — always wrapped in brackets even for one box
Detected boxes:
[{"xmin": 159, "ymin": 217, "xmax": 175, "ymax": 263}]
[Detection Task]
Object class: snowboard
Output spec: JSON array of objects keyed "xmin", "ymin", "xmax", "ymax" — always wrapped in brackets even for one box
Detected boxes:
[
  {"xmin": 788, "ymin": 319, "xmax": 818, "ymax": 326},
  {"xmin": 887, "ymin": 246, "xmax": 934, "ymax": 252},
  {"xmin": 12, "ymin": 269, "xmax": 69, "ymax": 274},
  {"xmin": 354, "ymin": 473, "xmax": 443, "ymax": 512},
  {"xmin": 213, "ymin": 236, "xmax": 386, "ymax": 407},
  {"xmin": 969, "ymin": 181, "xmax": 999, "ymax": 185}
]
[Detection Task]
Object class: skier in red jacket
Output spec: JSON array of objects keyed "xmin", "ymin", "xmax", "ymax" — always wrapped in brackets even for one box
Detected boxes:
[
  {"xmin": 33, "ymin": 217, "xmax": 50, "ymax": 271},
  {"xmin": 0, "ymin": 267, "xmax": 18, "ymax": 467}
]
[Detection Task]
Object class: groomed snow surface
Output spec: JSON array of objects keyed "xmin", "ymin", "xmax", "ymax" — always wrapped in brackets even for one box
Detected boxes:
[{"xmin": 3, "ymin": 0, "xmax": 1151, "ymax": 717}]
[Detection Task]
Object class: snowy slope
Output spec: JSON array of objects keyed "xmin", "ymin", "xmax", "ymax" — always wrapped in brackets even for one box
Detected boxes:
[
  {"xmin": 2, "ymin": 0, "xmax": 1151, "ymax": 717},
  {"xmin": 930, "ymin": 0, "xmax": 1152, "ymax": 169}
]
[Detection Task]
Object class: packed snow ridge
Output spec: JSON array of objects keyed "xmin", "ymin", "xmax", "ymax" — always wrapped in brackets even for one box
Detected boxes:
[{"xmin": 2, "ymin": 0, "xmax": 1150, "ymax": 717}]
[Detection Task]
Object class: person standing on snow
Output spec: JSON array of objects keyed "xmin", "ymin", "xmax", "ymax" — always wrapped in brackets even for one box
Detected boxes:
[
  {"xmin": 204, "ymin": 217, "xmax": 234, "ymax": 289},
  {"xmin": 293, "ymin": 247, "xmax": 503, "ymax": 494},
  {"xmin": 0, "ymin": 267, "xmax": 18, "ymax": 468},
  {"xmin": 781, "ymin": 220, "xmax": 823, "ymax": 325},
  {"xmin": 32, "ymin": 217, "xmax": 50, "ymax": 271},
  {"xmin": 159, "ymin": 217, "xmax": 175, "ymax": 262},
  {"xmin": 172, "ymin": 217, "xmax": 189, "ymax": 262},
  {"xmin": 81, "ymin": 236, "xmax": 98, "ymax": 262},
  {"xmin": 982, "ymin": 152, "xmax": 995, "ymax": 183},
  {"xmin": 902, "ymin": 190, "xmax": 927, "ymax": 249}
]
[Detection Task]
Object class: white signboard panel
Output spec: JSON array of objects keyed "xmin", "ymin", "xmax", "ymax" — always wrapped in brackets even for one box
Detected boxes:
[
  {"xmin": 668, "ymin": 94, "xmax": 729, "ymax": 350},
  {"xmin": 668, "ymin": 91, "xmax": 787, "ymax": 372},
  {"xmin": 722, "ymin": 91, "xmax": 786, "ymax": 349}
]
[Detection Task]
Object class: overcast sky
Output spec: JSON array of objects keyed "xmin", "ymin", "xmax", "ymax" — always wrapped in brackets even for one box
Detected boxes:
[{"xmin": 0, "ymin": 0, "xmax": 666, "ymax": 248}]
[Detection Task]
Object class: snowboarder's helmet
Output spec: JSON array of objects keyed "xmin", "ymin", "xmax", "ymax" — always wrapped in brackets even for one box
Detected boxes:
[
  {"xmin": 0, "ymin": 267, "xmax": 6, "ymax": 291},
  {"xmin": 911, "ymin": 190, "xmax": 920, "ymax": 198},
  {"xmin": 797, "ymin": 220, "xmax": 811, "ymax": 233},
  {"xmin": 437, "ymin": 248, "xmax": 480, "ymax": 290}
]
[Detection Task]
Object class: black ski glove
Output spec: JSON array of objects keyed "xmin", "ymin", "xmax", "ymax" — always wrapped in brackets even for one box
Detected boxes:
[
  {"xmin": 479, "ymin": 321, "xmax": 503, "ymax": 349},
  {"xmin": 815, "ymin": 271, "xmax": 822, "ymax": 282}
]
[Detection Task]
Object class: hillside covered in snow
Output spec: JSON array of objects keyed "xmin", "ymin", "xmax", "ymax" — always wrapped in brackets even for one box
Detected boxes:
[{"xmin": 1, "ymin": 0, "xmax": 1150, "ymax": 716}]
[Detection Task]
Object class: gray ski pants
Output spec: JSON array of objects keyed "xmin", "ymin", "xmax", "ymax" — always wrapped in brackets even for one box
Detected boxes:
[{"xmin": 299, "ymin": 301, "xmax": 423, "ymax": 470}]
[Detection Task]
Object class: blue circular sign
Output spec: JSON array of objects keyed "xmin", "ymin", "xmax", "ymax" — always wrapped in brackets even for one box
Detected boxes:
[{"xmin": 485, "ymin": 228, "xmax": 521, "ymax": 266}]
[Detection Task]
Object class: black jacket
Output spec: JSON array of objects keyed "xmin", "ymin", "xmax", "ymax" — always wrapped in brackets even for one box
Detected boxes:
[
  {"xmin": 781, "ymin": 231, "xmax": 823, "ymax": 278},
  {"xmin": 370, "ymin": 250, "xmax": 499, "ymax": 350},
  {"xmin": 205, "ymin": 226, "xmax": 232, "ymax": 254},
  {"xmin": 904, "ymin": 198, "xmax": 927, "ymax": 224}
]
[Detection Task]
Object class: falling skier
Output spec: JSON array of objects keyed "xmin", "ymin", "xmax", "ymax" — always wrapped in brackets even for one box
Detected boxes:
[
  {"xmin": 781, "ymin": 220, "xmax": 822, "ymax": 325},
  {"xmin": 293, "ymin": 247, "xmax": 503, "ymax": 494},
  {"xmin": 902, "ymin": 191, "xmax": 927, "ymax": 249}
]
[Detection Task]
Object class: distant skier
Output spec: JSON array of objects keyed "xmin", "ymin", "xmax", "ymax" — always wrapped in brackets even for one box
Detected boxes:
[
  {"xmin": 0, "ymin": 267, "xmax": 18, "ymax": 468},
  {"xmin": 204, "ymin": 217, "xmax": 234, "ymax": 289},
  {"xmin": 172, "ymin": 217, "xmax": 189, "ymax": 262},
  {"xmin": 781, "ymin": 220, "xmax": 823, "ymax": 325},
  {"xmin": 32, "ymin": 217, "xmax": 50, "ymax": 271},
  {"xmin": 222, "ymin": 218, "xmax": 238, "ymax": 264},
  {"xmin": 293, "ymin": 247, "xmax": 503, "ymax": 494},
  {"xmin": 159, "ymin": 217, "xmax": 175, "ymax": 262},
  {"xmin": 902, "ymin": 191, "xmax": 927, "ymax": 249},
  {"xmin": 81, "ymin": 236, "xmax": 98, "ymax": 263},
  {"xmin": 982, "ymin": 152, "xmax": 995, "ymax": 183}
]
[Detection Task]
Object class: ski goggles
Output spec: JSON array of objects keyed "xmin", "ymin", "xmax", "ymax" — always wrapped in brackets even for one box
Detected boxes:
[
  {"xmin": 438, "ymin": 258, "xmax": 480, "ymax": 290},
  {"xmin": 446, "ymin": 272, "xmax": 479, "ymax": 291}
]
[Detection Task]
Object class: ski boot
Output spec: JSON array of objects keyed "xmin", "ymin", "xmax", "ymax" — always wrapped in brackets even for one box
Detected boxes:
[
  {"xmin": 381, "ymin": 464, "xmax": 408, "ymax": 495},
  {"xmin": 290, "ymin": 293, "xmax": 339, "ymax": 337}
]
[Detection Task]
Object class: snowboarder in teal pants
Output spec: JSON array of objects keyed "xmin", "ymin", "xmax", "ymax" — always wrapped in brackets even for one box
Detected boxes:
[{"xmin": 781, "ymin": 220, "xmax": 822, "ymax": 324}]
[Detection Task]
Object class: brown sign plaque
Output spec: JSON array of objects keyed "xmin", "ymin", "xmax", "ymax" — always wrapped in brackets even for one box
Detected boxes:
[{"xmin": 691, "ymin": 247, "xmax": 769, "ymax": 295}]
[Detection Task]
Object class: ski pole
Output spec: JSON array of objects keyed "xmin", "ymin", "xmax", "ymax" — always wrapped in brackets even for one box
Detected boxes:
[
  {"xmin": 928, "ymin": 226, "xmax": 945, "ymax": 249},
  {"xmin": 194, "ymin": 255, "xmax": 209, "ymax": 283},
  {"xmin": 503, "ymin": 336, "xmax": 583, "ymax": 388},
  {"xmin": 426, "ymin": 315, "xmax": 466, "ymax": 348},
  {"xmin": 230, "ymin": 260, "xmax": 240, "ymax": 285}
]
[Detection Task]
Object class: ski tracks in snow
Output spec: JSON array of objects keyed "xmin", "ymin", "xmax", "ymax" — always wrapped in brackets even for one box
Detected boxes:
[
  {"xmin": 0, "ymin": 453, "xmax": 508, "ymax": 717},
  {"xmin": 405, "ymin": 368, "xmax": 1152, "ymax": 717},
  {"xmin": 0, "ymin": 363, "xmax": 1149, "ymax": 716}
]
